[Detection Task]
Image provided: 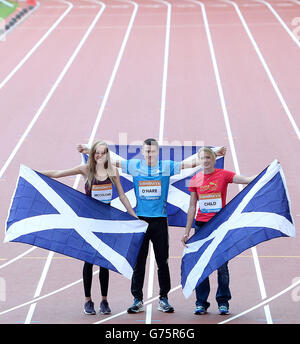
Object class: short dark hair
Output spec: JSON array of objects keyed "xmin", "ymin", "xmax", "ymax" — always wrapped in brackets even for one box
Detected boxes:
[{"xmin": 143, "ymin": 138, "xmax": 159, "ymax": 147}]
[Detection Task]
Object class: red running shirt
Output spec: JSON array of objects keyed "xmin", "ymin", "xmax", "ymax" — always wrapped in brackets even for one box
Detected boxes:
[{"xmin": 189, "ymin": 169, "xmax": 236, "ymax": 222}]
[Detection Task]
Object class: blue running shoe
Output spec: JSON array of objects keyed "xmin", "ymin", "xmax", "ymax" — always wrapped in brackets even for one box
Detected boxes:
[
  {"xmin": 100, "ymin": 300, "xmax": 111, "ymax": 315},
  {"xmin": 219, "ymin": 306, "xmax": 229, "ymax": 315},
  {"xmin": 194, "ymin": 306, "xmax": 207, "ymax": 315},
  {"xmin": 158, "ymin": 297, "xmax": 174, "ymax": 313},
  {"xmin": 84, "ymin": 300, "xmax": 96, "ymax": 315},
  {"xmin": 127, "ymin": 298, "xmax": 144, "ymax": 313}
]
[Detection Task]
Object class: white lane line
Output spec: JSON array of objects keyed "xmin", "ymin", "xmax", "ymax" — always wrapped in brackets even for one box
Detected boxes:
[
  {"xmin": 189, "ymin": 0, "xmax": 272, "ymax": 324},
  {"xmin": 2, "ymin": 270, "xmax": 300, "ymax": 324},
  {"xmin": 25, "ymin": 251, "xmax": 54, "ymax": 324},
  {"xmin": 219, "ymin": 277, "xmax": 300, "ymax": 324},
  {"xmin": 22, "ymin": 0, "xmax": 140, "ymax": 324},
  {"xmin": 95, "ymin": 277, "xmax": 300, "ymax": 324},
  {"xmin": 1, "ymin": 0, "xmax": 135, "ymax": 320},
  {"xmin": 87, "ymin": 0, "xmax": 138, "ymax": 146},
  {"xmin": 254, "ymin": 0, "xmax": 300, "ymax": 48},
  {"xmin": 142, "ymin": 0, "xmax": 172, "ymax": 325},
  {"xmin": 290, "ymin": 0, "xmax": 300, "ymax": 5},
  {"xmin": 94, "ymin": 285, "xmax": 181, "ymax": 324},
  {"xmin": 157, "ymin": 0, "xmax": 171, "ymax": 145},
  {"xmin": 0, "ymin": 247, "xmax": 36, "ymax": 270},
  {"xmin": 0, "ymin": 0, "xmax": 137, "ymax": 272},
  {"xmin": 0, "ymin": 274, "xmax": 180, "ymax": 320},
  {"xmin": 222, "ymin": 0, "xmax": 300, "ymax": 140},
  {"xmin": 146, "ymin": 242, "xmax": 155, "ymax": 322},
  {"xmin": 0, "ymin": 2, "xmax": 106, "ymax": 180},
  {"xmin": 0, "ymin": 0, "xmax": 73, "ymax": 89},
  {"xmin": 22, "ymin": 1, "xmax": 107, "ymax": 324},
  {"xmin": 0, "ymin": 269, "xmax": 100, "ymax": 317}
]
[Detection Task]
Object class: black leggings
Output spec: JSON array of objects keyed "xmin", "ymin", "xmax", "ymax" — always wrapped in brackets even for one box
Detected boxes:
[
  {"xmin": 83, "ymin": 262, "xmax": 109, "ymax": 298},
  {"xmin": 131, "ymin": 216, "xmax": 170, "ymax": 300}
]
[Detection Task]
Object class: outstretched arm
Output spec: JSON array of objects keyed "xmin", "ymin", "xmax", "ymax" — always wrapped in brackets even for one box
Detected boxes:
[
  {"xmin": 181, "ymin": 192, "xmax": 198, "ymax": 247},
  {"xmin": 40, "ymin": 164, "xmax": 88, "ymax": 179},
  {"xmin": 180, "ymin": 146, "xmax": 227, "ymax": 170},
  {"xmin": 180, "ymin": 155, "xmax": 200, "ymax": 170},
  {"xmin": 232, "ymin": 174, "xmax": 258, "ymax": 185}
]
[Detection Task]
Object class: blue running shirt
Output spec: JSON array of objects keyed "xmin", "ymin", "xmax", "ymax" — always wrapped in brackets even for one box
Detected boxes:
[{"xmin": 121, "ymin": 159, "xmax": 181, "ymax": 217}]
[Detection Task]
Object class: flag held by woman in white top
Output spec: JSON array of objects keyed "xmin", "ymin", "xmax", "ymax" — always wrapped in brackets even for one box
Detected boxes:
[{"xmin": 5, "ymin": 165, "xmax": 148, "ymax": 280}]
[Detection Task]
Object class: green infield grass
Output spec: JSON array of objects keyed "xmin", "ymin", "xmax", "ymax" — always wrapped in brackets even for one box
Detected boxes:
[{"xmin": 0, "ymin": 1, "xmax": 19, "ymax": 19}]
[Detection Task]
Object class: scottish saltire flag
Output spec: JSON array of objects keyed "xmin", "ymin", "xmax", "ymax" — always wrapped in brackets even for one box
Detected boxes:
[
  {"xmin": 4, "ymin": 165, "xmax": 148, "ymax": 279},
  {"xmin": 82, "ymin": 145, "xmax": 224, "ymax": 227},
  {"xmin": 181, "ymin": 160, "xmax": 295, "ymax": 298}
]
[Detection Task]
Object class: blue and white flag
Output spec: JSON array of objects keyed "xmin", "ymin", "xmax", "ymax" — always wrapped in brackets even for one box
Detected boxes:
[
  {"xmin": 82, "ymin": 145, "xmax": 224, "ymax": 227},
  {"xmin": 4, "ymin": 165, "xmax": 148, "ymax": 279},
  {"xmin": 181, "ymin": 160, "xmax": 295, "ymax": 298}
]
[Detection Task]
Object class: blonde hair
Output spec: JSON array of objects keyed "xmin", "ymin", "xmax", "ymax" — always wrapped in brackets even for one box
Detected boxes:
[
  {"xmin": 197, "ymin": 147, "xmax": 216, "ymax": 164},
  {"xmin": 87, "ymin": 141, "xmax": 116, "ymax": 189}
]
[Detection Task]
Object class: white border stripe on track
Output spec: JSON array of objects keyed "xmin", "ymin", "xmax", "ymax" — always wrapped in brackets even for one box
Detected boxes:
[
  {"xmin": 189, "ymin": 0, "xmax": 272, "ymax": 324},
  {"xmin": 0, "ymin": 0, "xmax": 137, "ymax": 316},
  {"xmin": 0, "ymin": 1, "xmax": 105, "ymax": 180},
  {"xmin": 0, "ymin": 0, "xmax": 74, "ymax": 269},
  {"xmin": 21, "ymin": 0, "xmax": 107, "ymax": 324},
  {"xmin": 23, "ymin": 0, "xmax": 139, "ymax": 324},
  {"xmin": 0, "ymin": 0, "xmax": 73, "ymax": 89}
]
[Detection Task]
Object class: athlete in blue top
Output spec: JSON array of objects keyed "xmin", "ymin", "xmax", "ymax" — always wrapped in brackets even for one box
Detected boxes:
[
  {"xmin": 121, "ymin": 157, "xmax": 181, "ymax": 217},
  {"xmin": 77, "ymin": 138, "xmax": 225, "ymax": 313}
]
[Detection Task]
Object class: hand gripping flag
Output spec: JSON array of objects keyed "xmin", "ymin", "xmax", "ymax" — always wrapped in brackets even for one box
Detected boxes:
[
  {"xmin": 82, "ymin": 144, "xmax": 224, "ymax": 227},
  {"xmin": 4, "ymin": 165, "xmax": 148, "ymax": 279},
  {"xmin": 181, "ymin": 160, "xmax": 295, "ymax": 298}
]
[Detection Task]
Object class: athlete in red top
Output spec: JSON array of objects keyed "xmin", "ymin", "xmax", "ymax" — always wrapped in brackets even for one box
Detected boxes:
[
  {"xmin": 182, "ymin": 147, "xmax": 257, "ymax": 316},
  {"xmin": 189, "ymin": 168, "xmax": 236, "ymax": 222}
]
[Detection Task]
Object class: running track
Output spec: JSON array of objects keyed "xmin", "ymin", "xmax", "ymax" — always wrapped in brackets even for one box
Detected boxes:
[{"xmin": 0, "ymin": 0, "xmax": 300, "ymax": 325}]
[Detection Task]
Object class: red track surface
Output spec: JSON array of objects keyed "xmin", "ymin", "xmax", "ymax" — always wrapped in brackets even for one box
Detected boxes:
[{"xmin": 0, "ymin": 0, "xmax": 300, "ymax": 326}]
